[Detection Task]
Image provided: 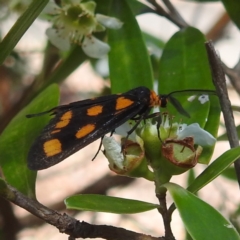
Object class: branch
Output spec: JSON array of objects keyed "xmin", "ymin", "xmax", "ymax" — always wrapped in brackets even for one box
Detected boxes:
[
  {"xmin": 1, "ymin": 183, "xmax": 162, "ymax": 240},
  {"xmin": 20, "ymin": 174, "xmax": 134, "ymax": 228},
  {"xmin": 222, "ymin": 61, "xmax": 240, "ymax": 96},
  {"xmin": 205, "ymin": 41, "xmax": 240, "ymax": 187},
  {"xmin": 156, "ymin": 191, "xmax": 175, "ymax": 240},
  {"xmin": 147, "ymin": 0, "xmax": 189, "ymax": 29}
]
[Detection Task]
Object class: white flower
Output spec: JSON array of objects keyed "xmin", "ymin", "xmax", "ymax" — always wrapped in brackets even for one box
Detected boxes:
[
  {"xmin": 187, "ymin": 94, "xmax": 210, "ymax": 104},
  {"xmin": 177, "ymin": 123, "xmax": 216, "ymax": 146},
  {"xmin": 82, "ymin": 36, "xmax": 110, "ymax": 58},
  {"xmin": 44, "ymin": 0, "xmax": 123, "ymax": 58},
  {"xmin": 46, "ymin": 28, "xmax": 71, "ymax": 51},
  {"xmin": 96, "ymin": 14, "xmax": 123, "ymax": 29},
  {"xmin": 198, "ymin": 94, "xmax": 209, "ymax": 104},
  {"xmin": 102, "ymin": 136, "xmax": 124, "ymax": 169}
]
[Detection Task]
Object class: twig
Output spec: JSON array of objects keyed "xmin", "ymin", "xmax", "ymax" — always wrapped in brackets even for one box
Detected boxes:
[
  {"xmin": 1, "ymin": 183, "xmax": 162, "ymax": 240},
  {"xmin": 147, "ymin": 0, "xmax": 188, "ymax": 29},
  {"xmin": 156, "ymin": 191, "xmax": 175, "ymax": 240},
  {"xmin": 222, "ymin": 62, "xmax": 240, "ymax": 96},
  {"xmin": 205, "ymin": 41, "xmax": 240, "ymax": 187},
  {"xmin": 20, "ymin": 174, "xmax": 134, "ymax": 227}
]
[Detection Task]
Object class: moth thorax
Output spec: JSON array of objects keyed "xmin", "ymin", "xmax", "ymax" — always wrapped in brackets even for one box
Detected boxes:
[{"xmin": 149, "ymin": 90, "xmax": 161, "ymax": 107}]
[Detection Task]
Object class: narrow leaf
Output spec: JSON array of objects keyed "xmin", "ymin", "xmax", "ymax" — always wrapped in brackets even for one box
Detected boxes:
[
  {"xmin": 65, "ymin": 194, "xmax": 159, "ymax": 214},
  {"xmin": 188, "ymin": 147, "xmax": 240, "ymax": 193},
  {"xmin": 158, "ymin": 27, "xmax": 216, "ymax": 127},
  {"xmin": 165, "ymin": 183, "xmax": 240, "ymax": 240},
  {"xmin": 158, "ymin": 27, "xmax": 220, "ymax": 165},
  {"xmin": 0, "ymin": 84, "xmax": 59, "ymax": 197},
  {"xmin": 108, "ymin": 0, "xmax": 154, "ymax": 93},
  {"xmin": 0, "ymin": 0, "xmax": 49, "ymax": 64}
]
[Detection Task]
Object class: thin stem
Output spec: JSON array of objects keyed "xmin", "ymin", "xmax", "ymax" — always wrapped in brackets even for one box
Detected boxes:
[
  {"xmin": 222, "ymin": 62, "xmax": 240, "ymax": 96},
  {"xmin": 156, "ymin": 191, "xmax": 175, "ymax": 240},
  {"xmin": 147, "ymin": 0, "xmax": 188, "ymax": 29},
  {"xmin": 1, "ymin": 183, "xmax": 162, "ymax": 240},
  {"xmin": 205, "ymin": 41, "xmax": 240, "ymax": 187}
]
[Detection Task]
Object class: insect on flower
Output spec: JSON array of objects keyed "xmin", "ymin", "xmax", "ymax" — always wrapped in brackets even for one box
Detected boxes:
[{"xmin": 27, "ymin": 86, "xmax": 216, "ymax": 170}]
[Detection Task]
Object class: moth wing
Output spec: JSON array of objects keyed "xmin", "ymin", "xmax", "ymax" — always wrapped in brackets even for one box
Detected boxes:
[{"xmin": 28, "ymin": 95, "xmax": 147, "ymax": 170}]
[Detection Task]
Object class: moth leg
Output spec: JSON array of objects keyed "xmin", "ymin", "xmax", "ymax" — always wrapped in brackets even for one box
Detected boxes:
[
  {"xmin": 121, "ymin": 109, "xmax": 152, "ymax": 151},
  {"xmin": 130, "ymin": 111, "xmax": 164, "ymax": 141},
  {"xmin": 92, "ymin": 136, "xmax": 104, "ymax": 161},
  {"xmin": 92, "ymin": 130, "xmax": 115, "ymax": 161}
]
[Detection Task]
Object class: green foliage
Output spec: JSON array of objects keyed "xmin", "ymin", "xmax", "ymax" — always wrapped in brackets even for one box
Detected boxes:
[
  {"xmin": 188, "ymin": 147, "xmax": 240, "ymax": 193},
  {"xmin": 0, "ymin": 85, "xmax": 59, "ymax": 197},
  {"xmin": 165, "ymin": 183, "xmax": 240, "ymax": 240},
  {"xmin": 0, "ymin": 0, "xmax": 49, "ymax": 64},
  {"xmin": 108, "ymin": 0, "xmax": 154, "ymax": 93},
  {"xmin": 65, "ymin": 194, "xmax": 159, "ymax": 214}
]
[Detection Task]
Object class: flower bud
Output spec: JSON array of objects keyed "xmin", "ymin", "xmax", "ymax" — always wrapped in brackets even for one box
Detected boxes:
[{"xmin": 102, "ymin": 136, "xmax": 153, "ymax": 181}]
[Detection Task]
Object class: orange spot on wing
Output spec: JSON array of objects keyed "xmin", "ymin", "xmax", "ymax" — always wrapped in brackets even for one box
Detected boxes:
[
  {"xmin": 87, "ymin": 105, "xmax": 103, "ymax": 116},
  {"xmin": 55, "ymin": 111, "xmax": 72, "ymax": 129},
  {"xmin": 75, "ymin": 124, "xmax": 95, "ymax": 139},
  {"xmin": 116, "ymin": 97, "xmax": 134, "ymax": 110},
  {"xmin": 43, "ymin": 139, "xmax": 62, "ymax": 157}
]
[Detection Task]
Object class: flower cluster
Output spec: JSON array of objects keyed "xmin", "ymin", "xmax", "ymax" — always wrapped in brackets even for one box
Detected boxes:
[
  {"xmin": 102, "ymin": 114, "xmax": 216, "ymax": 180},
  {"xmin": 44, "ymin": 0, "xmax": 123, "ymax": 58}
]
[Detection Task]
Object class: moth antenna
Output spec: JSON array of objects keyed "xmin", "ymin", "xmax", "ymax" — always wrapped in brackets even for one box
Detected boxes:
[{"xmin": 26, "ymin": 108, "xmax": 55, "ymax": 118}]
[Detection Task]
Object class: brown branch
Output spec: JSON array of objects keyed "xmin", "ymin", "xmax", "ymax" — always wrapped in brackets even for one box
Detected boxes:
[
  {"xmin": 206, "ymin": 12, "xmax": 230, "ymax": 41},
  {"xmin": 147, "ymin": 0, "xmax": 189, "ymax": 29},
  {"xmin": 156, "ymin": 191, "xmax": 175, "ymax": 240},
  {"xmin": 1, "ymin": 183, "xmax": 163, "ymax": 240},
  {"xmin": 20, "ymin": 174, "xmax": 134, "ymax": 227},
  {"xmin": 222, "ymin": 62, "xmax": 240, "ymax": 96},
  {"xmin": 205, "ymin": 41, "xmax": 240, "ymax": 187}
]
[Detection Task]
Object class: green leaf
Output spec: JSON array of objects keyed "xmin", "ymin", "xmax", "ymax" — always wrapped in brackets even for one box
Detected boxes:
[
  {"xmin": 165, "ymin": 183, "xmax": 240, "ymax": 240},
  {"xmin": 158, "ymin": 27, "xmax": 216, "ymax": 126},
  {"xmin": 188, "ymin": 147, "xmax": 240, "ymax": 193},
  {"xmin": 127, "ymin": 0, "xmax": 152, "ymax": 16},
  {"xmin": 221, "ymin": 0, "xmax": 240, "ymax": 30},
  {"xmin": 0, "ymin": 0, "xmax": 49, "ymax": 64},
  {"xmin": 198, "ymin": 96, "xmax": 221, "ymax": 164},
  {"xmin": 108, "ymin": 0, "xmax": 154, "ymax": 93},
  {"xmin": 65, "ymin": 194, "xmax": 159, "ymax": 214},
  {"xmin": 158, "ymin": 27, "xmax": 220, "ymax": 165},
  {"xmin": 0, "ymin": 84, "xmax": 59, "ymax": 197}
]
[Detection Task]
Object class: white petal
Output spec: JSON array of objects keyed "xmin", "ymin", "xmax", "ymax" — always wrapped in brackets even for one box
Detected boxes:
[
  {"xmin": 187, "ymin": 95, "xmax": 196, "ymax": 102},
  {"xmin": 177, "ymin": 123, "xmax": 216, "ymax": 146},
  {"xmin": 102, "ymin": 136, "xmax": 124, "ymax": 169},
  {"xmin": 177, "ymin": 123, "xmax": 187, "ymax": 134},
  {"xmin": 82, "ymin": 36, "xmax": 110, "ymax": 58},
  {"xmin": 96, "ymin": 14, "xmax": 123, "ymax": 29},
  {"xmin": 198, "ymin": 94, "xmax": 210, "ymax": 104},
  {"xmin": 46, "ymin": 28, "xmax": 70, "ymax": 51},
  {"xmin": 115, "ymin": 121, "xmax": 136, "ymax": 140}
]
